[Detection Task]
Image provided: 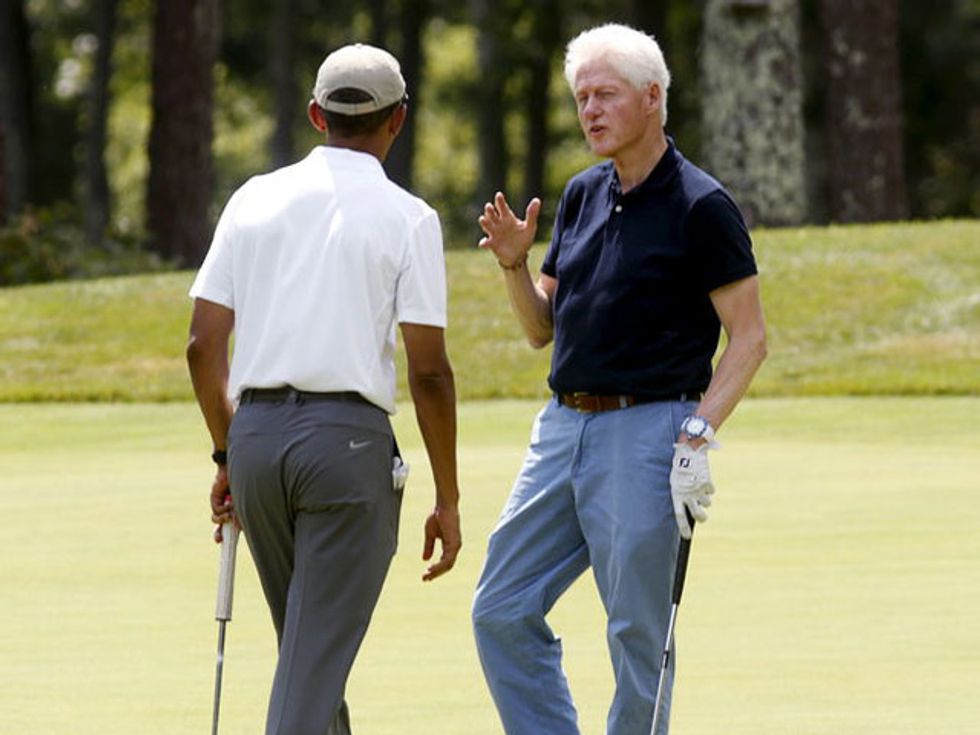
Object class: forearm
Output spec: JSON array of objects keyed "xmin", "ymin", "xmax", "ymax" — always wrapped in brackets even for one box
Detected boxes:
[
  {"xmin": 697, "ymin": 329, "xmax": 767, "ymax": 431},
  {"xmin": 408, "ymin": 366, "xmax": 459, "ymax": 509},
  {"xmin": 502, "ymin": 264, "xmax": 554, "ymax": 348},
  {"xmin": 187, "ymin": 339, "xmax": 234, "ymax": 450}
]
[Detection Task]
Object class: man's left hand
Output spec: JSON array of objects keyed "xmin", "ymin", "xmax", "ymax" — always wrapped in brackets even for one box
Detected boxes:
[
  {"xmin": 669, "ymin": 442, "xmax": 714, "ymax": 539},
  {"xmin": 210, "ymin": 466, "xmax": 237, "ymax": 543},
  {"xmin": 422, "ymin": 505, "xmax": 461, "ymax": 582}
]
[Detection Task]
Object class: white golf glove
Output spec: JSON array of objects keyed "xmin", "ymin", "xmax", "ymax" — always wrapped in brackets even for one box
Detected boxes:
[
  {"xmin": 392, "ymin": 456, "xmax": 410, "ymax": 491},
  {"xmin": 669, "ymin": 442, "xmax": 715, "ymax": 539}
]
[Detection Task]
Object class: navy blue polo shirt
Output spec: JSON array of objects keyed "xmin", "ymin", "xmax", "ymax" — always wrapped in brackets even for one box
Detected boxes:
[{"xmin": 541, "ymin": 140, "xmax": 757, "ymax": 398}]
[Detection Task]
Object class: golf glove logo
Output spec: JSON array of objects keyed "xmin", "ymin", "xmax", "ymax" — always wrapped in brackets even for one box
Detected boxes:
[{"xmin": 669, "ymin": 442, "xmax": 715, "ymax": 539}]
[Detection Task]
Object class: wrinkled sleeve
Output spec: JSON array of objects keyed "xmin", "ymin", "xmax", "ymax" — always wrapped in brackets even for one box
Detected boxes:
[
  {"xmin": 395, "ymin": 208, "xmax": 447, "ymax": 327},
  {"xmin": 188, "ymin": 187, "xmax": 243, "ymax": 308}
]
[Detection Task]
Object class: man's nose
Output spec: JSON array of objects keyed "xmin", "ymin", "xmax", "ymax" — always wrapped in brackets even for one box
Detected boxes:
[{"xmin": 581, "ymin": 96, "xmax": 600, "ymax": 118}]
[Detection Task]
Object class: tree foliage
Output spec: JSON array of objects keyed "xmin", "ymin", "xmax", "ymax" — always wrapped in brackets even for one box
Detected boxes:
[{"xmin": 0, "ymin": 0, "xmax": 976, "ymax": 284}]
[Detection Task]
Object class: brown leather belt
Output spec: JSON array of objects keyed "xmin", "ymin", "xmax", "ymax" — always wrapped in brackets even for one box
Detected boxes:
[{"xmin": 557, "ymin": 391, "xmax": 700, "ymax": 414}]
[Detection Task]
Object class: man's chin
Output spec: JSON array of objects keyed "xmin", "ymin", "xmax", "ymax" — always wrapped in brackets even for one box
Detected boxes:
[{"xmin": 587, "ymin": 140, "xmax": 615, "ymax": 158}]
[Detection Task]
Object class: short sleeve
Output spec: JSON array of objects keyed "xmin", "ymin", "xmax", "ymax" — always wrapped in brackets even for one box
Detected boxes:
[
  {"xmin": 685, "ymin": 190, "xmax": 758, "ymax": 293},
  {"xmin": 188, "ymin": 188, "xmax": 243, "ymax": 308},
  {"xmin": 396, "ymin": 209, "xmax": 447, "ymax": 327}
]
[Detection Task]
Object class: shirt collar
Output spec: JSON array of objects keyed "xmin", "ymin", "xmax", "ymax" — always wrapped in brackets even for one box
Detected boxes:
[
  {"xmin": 608, "ymin": 136, "xmax": 681, "ymax": 199},
  {"xmin": 312, "ymin": 145, "xmax": 386, "ymax": 176}
]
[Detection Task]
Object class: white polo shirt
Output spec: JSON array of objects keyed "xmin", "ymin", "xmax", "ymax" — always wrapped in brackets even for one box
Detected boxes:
[{"xmin": 189, "ymin": 146, "xmax": 447, "ymax": 414}]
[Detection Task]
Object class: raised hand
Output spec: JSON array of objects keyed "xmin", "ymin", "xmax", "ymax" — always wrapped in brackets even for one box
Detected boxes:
[{"xmin": 478, "ymin": 192, "xmax": 542, "ymax": 269}]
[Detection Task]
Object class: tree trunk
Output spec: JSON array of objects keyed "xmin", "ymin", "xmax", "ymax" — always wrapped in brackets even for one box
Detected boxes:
[
  {"xmin": 269, "ymin": 0, "xmax": 297, "ymax": 168},
  {"xmin": 818, "ymin": 0, "xmax": 907, "ymax": 222},
  {"xmin": 630, "ymin": 0, "xmax": 669, "ymax": 51},
  {"xmin": 701, "ymin": 0, "xmax": 807, "ymax": 227},
  {"xmin": 369, "ymin": 0, "xmax": 389, "ymax": 47},
  {"xmin": 0, "ymin": 122, "xmax": 6, "ymax": 223},
  {"xmin": 0, "ymin": 0, "xmax": 35, "ymax": 219},
  {"xmin": 470, "ymin": 0, "xmax": 509, "ymax": 202},
  {"xmin": 522, "ymin": 0, "xmax": 561, "ymax": 206},
  {"xmin": 146, "ymin": 0, "xmax": 220, "ymax": 266},
  {"xmin": 85, "ymin": 0, "xmax": 118, "ymax": 245},
  {"xmin": 385, "ymin": 0, "xmax": 426, "ymax": 190}
]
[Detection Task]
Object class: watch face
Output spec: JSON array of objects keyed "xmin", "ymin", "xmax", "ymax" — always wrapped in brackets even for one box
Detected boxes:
[{"xmin": 685, "ymin": 417, "xmax": 708, "ymax": 437}]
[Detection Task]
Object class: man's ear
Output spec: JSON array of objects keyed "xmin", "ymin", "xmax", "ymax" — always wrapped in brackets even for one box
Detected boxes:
[
  {"xmin": 646, "ymin": 82, "xmax": 662, "ymax": 117},
  {"xmin": 307, "ymin": 100, "xmax": 328, "ymax": 133},
  {"xmin": 389, "ymin": 103, "xmax": 408, "ymax": 137}
]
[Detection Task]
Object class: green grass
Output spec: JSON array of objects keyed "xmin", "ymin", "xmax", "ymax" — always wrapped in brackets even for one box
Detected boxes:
[
  {"xmin": 1, "ymin": 219, "xmax": 977, "ymax": 401},
  {"xmin": 1, "ymin": 397, "xmax": 978, "ymax": 734},
  {"xmin": 757, "ymin": 220, "xmax": 980, "ymax": 395}
]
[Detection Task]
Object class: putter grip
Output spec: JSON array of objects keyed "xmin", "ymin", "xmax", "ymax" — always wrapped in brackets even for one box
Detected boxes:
[
  {"xmin": 215, "ymin": 523, "xmax": 239, "ymax": 622},
  {"xmin": 671, "ymin": 509, "xmax": 696, "ymax": 604}
]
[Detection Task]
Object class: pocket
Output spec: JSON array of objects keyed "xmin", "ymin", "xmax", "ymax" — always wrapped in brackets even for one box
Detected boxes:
[{"xmin": 290, "ymin": 427, "xmax": 391, "ymax": 512}]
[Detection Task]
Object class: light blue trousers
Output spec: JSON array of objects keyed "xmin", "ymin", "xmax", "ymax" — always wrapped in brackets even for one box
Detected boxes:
[{"xmin": 473, "ymin": 398, "xmax": 694, "ymax": 735}]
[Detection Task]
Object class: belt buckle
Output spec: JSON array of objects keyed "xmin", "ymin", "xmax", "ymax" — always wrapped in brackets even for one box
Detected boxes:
[{"xmin": 571, "ymin": 391, "xmax": 595, "ymax": 413}]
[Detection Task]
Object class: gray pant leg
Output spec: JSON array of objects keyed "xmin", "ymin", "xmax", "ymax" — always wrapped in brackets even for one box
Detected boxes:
[
  {"xmin": 229, "ymin": 399, "xmax": 401, "ymax": 735},
  {"xmin": 229, "ymin": 410, "xmax": 293, "ymax": 641}
]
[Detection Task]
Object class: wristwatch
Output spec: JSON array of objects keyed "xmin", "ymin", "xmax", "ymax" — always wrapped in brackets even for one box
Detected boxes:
[
  {"xmin": 680, "ymin": 415, "xmax": 715, "ymax": 442},
  {"xmin": 211, "ymin": 449, "xmax": 228, "ymax": 466}
]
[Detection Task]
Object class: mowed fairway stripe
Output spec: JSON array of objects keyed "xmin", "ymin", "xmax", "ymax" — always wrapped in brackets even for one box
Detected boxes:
[{"xmin": 0, "ymin": 398, "xmax": 976, "ymax": 734}]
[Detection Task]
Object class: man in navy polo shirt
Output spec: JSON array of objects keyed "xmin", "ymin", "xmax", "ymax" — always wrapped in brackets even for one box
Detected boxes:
[{"xmin": 471, "ymin": 23, "xmax": 767, "ymax": 735}]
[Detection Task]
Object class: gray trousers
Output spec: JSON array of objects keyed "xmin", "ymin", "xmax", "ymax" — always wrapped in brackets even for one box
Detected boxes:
[{"xmin": 227, "ymin": 391, "xmax": 402, "ymax": 735}]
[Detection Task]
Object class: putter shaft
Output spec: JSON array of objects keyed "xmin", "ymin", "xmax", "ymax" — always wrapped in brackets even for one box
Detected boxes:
[
  {"xmin": 212, "ymin": 620, "xmax": 227, "ymax": 735},
  {"xmin": 212, "ymin": 521, "xmax": 239, "ymax": 735},
  {"xmin": 650, "ymin": 604, "xmax": 679, "ymax": 734},
  {"xmin": 649, "ymin": 512, "xmax": 695, "ymax": 735}
]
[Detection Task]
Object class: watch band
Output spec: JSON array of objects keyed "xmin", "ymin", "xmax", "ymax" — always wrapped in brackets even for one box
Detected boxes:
[{"xmin": 211, "ymin": 449, "xmax": 228, "ymax": 466}]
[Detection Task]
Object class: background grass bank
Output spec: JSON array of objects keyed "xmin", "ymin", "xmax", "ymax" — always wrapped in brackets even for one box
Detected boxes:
[
  {"xmin": 0, "ymin": 219, "xmax": 977, "ymax": 402},
  {"xmin": 1, "ymin": 397, "xmax": 978, "ymax": 734}
]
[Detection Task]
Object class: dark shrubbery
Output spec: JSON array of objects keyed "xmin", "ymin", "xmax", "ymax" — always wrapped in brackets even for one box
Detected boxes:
[{"xmin": 0, "ymin": 206, "xmax": 170, "ymax": 286}]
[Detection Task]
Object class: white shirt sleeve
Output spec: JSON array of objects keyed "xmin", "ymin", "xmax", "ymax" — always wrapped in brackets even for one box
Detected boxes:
[
  {"xmin": 395, "ymin": 208, "xmax": 447, "ymax": 327},
  {"xmin": 188, "ymin": 187, "xmax": 243, "ymax": 308}
]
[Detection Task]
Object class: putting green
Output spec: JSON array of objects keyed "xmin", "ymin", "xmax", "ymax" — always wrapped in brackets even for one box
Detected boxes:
[{"xmin": 0, "ymin": 398, "xmax": 976, "ymax": 733}]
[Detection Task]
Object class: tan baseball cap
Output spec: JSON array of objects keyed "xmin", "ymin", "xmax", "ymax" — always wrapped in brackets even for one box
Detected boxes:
[{"xmin": 312, "ymin": 44, "xmax": 406, "ymax": 115}]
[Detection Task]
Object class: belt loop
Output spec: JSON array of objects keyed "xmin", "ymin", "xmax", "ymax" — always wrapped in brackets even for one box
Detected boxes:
[
  {"xmin": 287, "ymin": 387, "xmax": 301, "ymax": 404},
  {"xmin": 619, "ymin": 395, "xmax": 628, "ymax": 409},
  {"xmin": 679, "ymin": 392, "xmax": 687, "ymax": 402}
]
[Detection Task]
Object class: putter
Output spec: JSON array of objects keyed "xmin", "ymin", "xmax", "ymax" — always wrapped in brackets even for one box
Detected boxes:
[
  {"xmin": 212, "ymin": 520, "xmax": 240, "ymax": 735},
  {"xmin": 650, "ymin": 509, "xmax": 696, "ymax": 735}
]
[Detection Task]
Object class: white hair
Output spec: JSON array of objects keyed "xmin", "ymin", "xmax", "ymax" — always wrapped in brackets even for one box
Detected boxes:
[{"xmin": 563, "ymin": 23, "xmax": 672, "ymax": 126}]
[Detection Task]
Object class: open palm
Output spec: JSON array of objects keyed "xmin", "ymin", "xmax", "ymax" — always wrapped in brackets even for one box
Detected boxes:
[{"xmin": 478, "ymin": 192, "xmax": 542, "ymax": 267}]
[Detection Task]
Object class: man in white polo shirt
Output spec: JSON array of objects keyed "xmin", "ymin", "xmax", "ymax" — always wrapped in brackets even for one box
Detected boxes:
[{"xmin": 186, "ymin": 43, "xmax": 461, "ymax": 735}]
